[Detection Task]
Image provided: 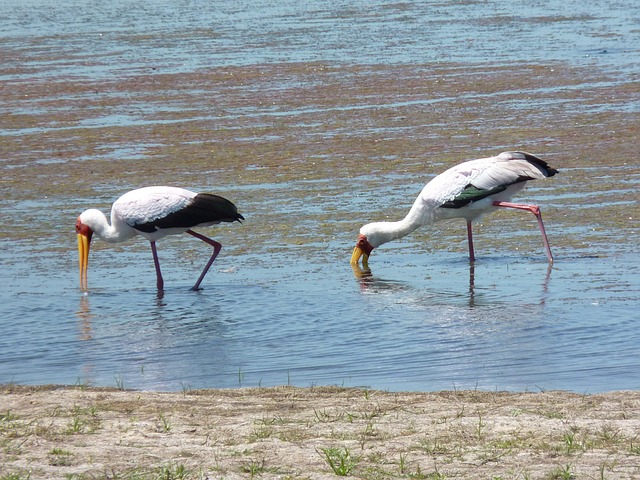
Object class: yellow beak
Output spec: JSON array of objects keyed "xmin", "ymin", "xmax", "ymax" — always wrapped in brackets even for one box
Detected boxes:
[
  {"xmin": 78, "ymin": 233, "xmax": 90, "ymax": 291},
  {"xmin": 350, "ymin": 246, "xmax": 369, "ymax": 268}
]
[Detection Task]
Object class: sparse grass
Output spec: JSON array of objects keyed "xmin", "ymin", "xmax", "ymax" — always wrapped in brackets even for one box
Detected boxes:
[
  {"xmin": 491, "ymin": 436, "xmax": 524, "ymax": 450},
  {"xmin": 157, "ymin": 463, "xmax": 189, "ymax": 479},
  {"xmin": 597, "ymin": 422, "xmax": 621, "ymax": 443},
  {"xmin": 63, "ymin": 405, "xmax": 101, "ymax": 435},
  {"xmin": 475, "ymin": 412, "xmax": 486, "ymax": 440},
  {"xmin": 250, "ymin": 423, "xmax": 274, "ymax": 440},
  {"xmin": 547, "ymin": 463, "xmax": 575, "ymax": 480},
  {"xmin": 89, "ymin": 463, "xmax": 193, "ymax": 480},
  {"xmin": 598, "ymin": 459, "xmax": 618, "ymax": 479},
  {"xmin": 533, "ymin": 408, "xmax": 565, "ymax": 420},
  {"xmin": 1, "ymin": 411, "xmax": 18, "ymax": 423},
  {"xmin": 48, "ymin": 447, "xmax": 73, "ymax": 466},
  {"xmin": 2, "ymin": 386, "xmax": 640, "ymax": 479},
  {"xmin": 66, "ymin": 414, "xmax": 86, "ymax": 434},
  {"xmin": 405, "ymin": 465, "xmax": 447, "ymax": 480},
  {"xmin": 319, "ymin": 446, "xmax": 357, "ymax": 476},
  {"xmin": 157, "ymin": 413, "xmax": 172, "ymax": 433},
  {"xmin": 114, "ymin": 375, "xmax": 125, "ymax": 390},
  {"xmin": 67, "ymin": 463, "xmax": 195, "ymax": 480},
  {"xmin": 0, "ymin": 473, "xmax": 31, "ymax": 480},
  {"xmin": 179, "ymin": 382, "xmax": 192, "ymax": 396},
  {"xmin": 562, "ymin": 432, "xmax": 582, "ymax": 453},
  {"xmin": 398, "ymin": 452, "xmax": 409, "ymax": 474},
  {"xmin": 359, "ymin": 420, "xmax": 378, "ymax": 450},
  {"xmin": 73, "ymin": 378, "xmax": 92, "ymax": 390},
  {"xmin": 314, "ymin": 407, "xmax": 345, "ymax": 423},
  {"xmin": 415, "ymin": 435, "xmax": 453, "ymax": 456},
  {"xmin": 240, "ymin": 458, "xmax": 280, "ymax": 478}
]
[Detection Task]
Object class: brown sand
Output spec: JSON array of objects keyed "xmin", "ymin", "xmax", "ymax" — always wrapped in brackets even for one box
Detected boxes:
[{"xmin": 1, "ymin": 385, "xmax": 639, "ymax": 479}]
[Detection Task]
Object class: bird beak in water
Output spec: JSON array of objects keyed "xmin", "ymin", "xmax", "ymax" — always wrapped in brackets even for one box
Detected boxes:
[
  {"xmin": 77, "ymin": 233, "xmax": 90, "ymax": 291},
  {"xmin": 350, "ymin": 233, "xmax": 372, "ymax": 268},
  {"xmin": 350, "ymin": 246, "xmax": 369, "ymax": 268},
  {"xmin": 76, "ymin": 217, "xmax": 93, "ymax": 291}
]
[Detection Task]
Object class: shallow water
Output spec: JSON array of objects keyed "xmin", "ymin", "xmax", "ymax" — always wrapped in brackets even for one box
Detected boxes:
[{"xmin": 1, "ymin": 0, "xmax": 638, "ymax": 392}]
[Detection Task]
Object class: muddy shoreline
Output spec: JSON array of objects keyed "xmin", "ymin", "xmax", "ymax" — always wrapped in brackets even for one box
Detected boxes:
[{"xmin": 2, "ymin": 384, "xmax": 640, "ymax": 479}]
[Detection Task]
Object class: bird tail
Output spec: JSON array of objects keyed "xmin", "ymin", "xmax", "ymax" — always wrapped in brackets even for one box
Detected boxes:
[{"xmin": 513, "ymin": 151, "xmax": 559, "ymax": 177}]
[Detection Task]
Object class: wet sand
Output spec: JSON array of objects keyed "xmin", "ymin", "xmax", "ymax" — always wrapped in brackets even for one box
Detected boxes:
[{"xmin": 2, "ymin": 385, "xmax": 640, "ymax": 479}]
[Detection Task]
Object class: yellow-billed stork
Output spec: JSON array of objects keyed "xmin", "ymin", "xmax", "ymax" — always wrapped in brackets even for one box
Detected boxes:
[
  {"xmin": 76, "ymin": 186, "xmax": 244, "ymax": 292},
  {"xmin": 350, "ymin": 151, "xmax": 558, "ymax": 267}
]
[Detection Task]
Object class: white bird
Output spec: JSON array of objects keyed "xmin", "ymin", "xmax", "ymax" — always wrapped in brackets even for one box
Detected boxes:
[
  {"xmin": 76, "ymin": 186, "xmax": 244, "ymax": 292},
  {"xmin": 350, "ymin": 151, "xmax": 558, "ymax": 267}
]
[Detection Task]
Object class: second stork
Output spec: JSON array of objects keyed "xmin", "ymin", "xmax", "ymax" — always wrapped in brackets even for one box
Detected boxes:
[{"xmin": 351, "ymin": 151, "xmax": 558, "ymax": 267}]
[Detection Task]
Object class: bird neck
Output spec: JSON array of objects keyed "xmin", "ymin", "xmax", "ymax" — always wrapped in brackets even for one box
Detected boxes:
[
  {"xmin": 81, "ymin": 209, "xmax": 135, "ymax": 243},
  {"xmin": 362, "ymin": 196, "xmax": 437, "ymax": 248},
  {"xmin": 364, "ymin": 211, "xmax": 424, "ymax": 247}
]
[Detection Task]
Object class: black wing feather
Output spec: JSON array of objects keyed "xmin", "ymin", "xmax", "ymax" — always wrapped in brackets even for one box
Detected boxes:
[
  {"xmin": 518, "ymin": 152, "xmax": 559, "ymax": 178},
  {"xmin": 440, "ymin": 185, "xmax": 508, "ymax": 209},
  {"xmin": 135, "ymin": 194, "xmax": 243, "ymax": 232}
]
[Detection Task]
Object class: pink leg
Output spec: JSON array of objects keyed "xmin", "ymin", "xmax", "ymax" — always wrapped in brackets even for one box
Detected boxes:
[
  {"xmin": 492, "ymin": 201, "xmax": 554, "ymax": 263},
  {"xmin": 466, "ymin": 220, "xmax": 476, "ymax": 262},
  {"xmin": 187, "ymin": 229, "xmax": 222, "ymax": 291},
  {"xmin": 150, "ymin": 241, "xmax": 164, "ymax": 292}
]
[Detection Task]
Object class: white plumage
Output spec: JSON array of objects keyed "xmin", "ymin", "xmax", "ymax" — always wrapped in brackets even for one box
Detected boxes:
[
  {"xmin": 76, "ymin": 186, "xmax": 244, "ymax": 293},
  {"xmin": 115, "ymin": 187, "xmax": 197, "ymax": 236},
  {"xmin": 351, "ymin": 151, "xmax": 558, "ymax": 267}
]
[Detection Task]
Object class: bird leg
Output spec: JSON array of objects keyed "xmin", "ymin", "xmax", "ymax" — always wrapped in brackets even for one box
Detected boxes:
[
  {"xmin": 150, "ymin": 241, "xmax": 165, "ymax": 292},
  {"xmin": 466, "ymin": 220, "xmax": 476, "ymax": 262},
  {"xmin": 187, "ymin": 229, "xmax": 222, "ymax": 291},
  {"xmin": 492, "ymin": 201, "xmax": 554, "ymax": 263}
]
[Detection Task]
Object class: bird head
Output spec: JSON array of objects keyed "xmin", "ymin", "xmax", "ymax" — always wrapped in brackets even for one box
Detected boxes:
[
  {"xmin": 350, "ymin": 233, "xmax": 375, "ymax": 268},
  {"xmin": 75, "ymin": 213, "xmax": 94, "ymax": 291}
]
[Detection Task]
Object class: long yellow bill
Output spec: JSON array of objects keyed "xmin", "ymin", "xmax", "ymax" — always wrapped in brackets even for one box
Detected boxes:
[
  {"xmin": 78, "ymin": 233, "xmax": 90, "ymax": 291},
  {"xmin": 350, "ymin": 246, "xmax": 369, "ymax": 268}
]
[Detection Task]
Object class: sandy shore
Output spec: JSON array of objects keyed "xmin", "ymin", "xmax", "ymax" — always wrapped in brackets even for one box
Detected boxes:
[{"xmin": 1, "ymin": 385, "xmax": 639, "ymax": 479}]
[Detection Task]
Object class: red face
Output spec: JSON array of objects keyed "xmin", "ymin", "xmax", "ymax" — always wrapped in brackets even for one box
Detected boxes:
[
  {"xmin": 350, "ymin": 233, "xmax": 374, "ymax": 267},
  {"xmin": 355, "ymin": 234, "xmax": 374, "ymax": 256},
  {"xmin": 76, "ymin": 216, "xmax": 94, "ymax": 292},
  {"xmin": 75, "ymin": 217, "xmax": 93, "ymax": 240}
]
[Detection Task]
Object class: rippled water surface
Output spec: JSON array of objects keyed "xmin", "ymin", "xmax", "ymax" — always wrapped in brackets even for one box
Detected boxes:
[{"xmin": 1, "ymin": 0, "xmax": 638, "ymax": 392}]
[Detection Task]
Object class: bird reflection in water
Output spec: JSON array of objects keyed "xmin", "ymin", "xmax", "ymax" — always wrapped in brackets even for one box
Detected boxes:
[
  {"xmin": 351, "ymin": 262, "xmax": 478, "ymax": 307},
  {"xmin": 76, "ymin": 295, "xmax": 94, "ymax": 341},
  {"xmin": 351, "ymin": 261, "xmax": 553, "ymax": 309}
]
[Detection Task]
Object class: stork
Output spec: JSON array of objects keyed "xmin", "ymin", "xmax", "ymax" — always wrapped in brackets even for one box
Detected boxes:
[
  {"xmin": 76, "ymin": 186, "xmax": 243, "ymax": 292},
  {"xmin": 350, "ymin": 151, "xmax": 558, "ymax": 268}
]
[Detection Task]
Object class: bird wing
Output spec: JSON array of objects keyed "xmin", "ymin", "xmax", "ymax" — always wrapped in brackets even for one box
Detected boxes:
[
  {"xmin": 114, "ymin": 187, "xmax": 243, "ymax": 234},
  {"xmin": 151, "ymin": 193, "xmax": 244, "ymax": 230},
  {"xmin": 469, "ymin": 151, "xmax": 551, "ymax": 190},
  {"xmin": 427, "ymin": 151, "xmax": 553, "ymax": 209},
  {"xmin": 113, "ymin": 186, "xmax": 196, "ymax": 233}
]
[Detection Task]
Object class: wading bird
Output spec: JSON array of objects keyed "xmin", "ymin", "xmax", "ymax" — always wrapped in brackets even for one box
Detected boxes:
[
  {"xmin": 76, "ymin": 186, "xmax": 244, "ymax": 292},
  {"xmin": 350, "ymin": 151, "xmax": 558, "ymax": 267}
]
